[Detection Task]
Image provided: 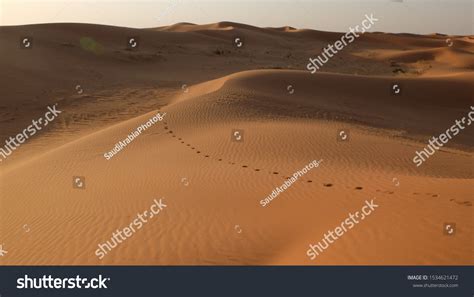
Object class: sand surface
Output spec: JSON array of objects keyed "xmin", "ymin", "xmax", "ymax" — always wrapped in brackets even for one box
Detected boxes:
[{"xmin": 0, "ymin": 22, "xmax": 472, "ymax": 265}]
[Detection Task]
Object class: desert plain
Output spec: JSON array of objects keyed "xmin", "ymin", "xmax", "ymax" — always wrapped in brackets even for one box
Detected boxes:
[{"xmin": 0, "ymin": 22, "xmax": 472, "ymax": 265}]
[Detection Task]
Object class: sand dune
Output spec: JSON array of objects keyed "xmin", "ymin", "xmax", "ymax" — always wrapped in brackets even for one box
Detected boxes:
[{"xmin": 0, "ymin": 22, "xmax": 472, "ymax": 265}]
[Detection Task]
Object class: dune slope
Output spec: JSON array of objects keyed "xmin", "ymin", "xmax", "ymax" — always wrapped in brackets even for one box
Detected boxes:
[{"xmin": 0, "ymin": 22, "xmax": 473, "ymax": 265}]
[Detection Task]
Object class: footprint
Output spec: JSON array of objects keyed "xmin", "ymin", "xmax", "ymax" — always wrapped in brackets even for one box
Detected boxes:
[{"xmin": 167, "ymin": 126, "xmax": 319, "ymax": 188}]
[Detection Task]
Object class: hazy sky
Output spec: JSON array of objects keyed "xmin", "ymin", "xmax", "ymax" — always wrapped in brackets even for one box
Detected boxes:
[{"xmin": 1, "ymin": 0, "xmax": 472, "ymax": 35}]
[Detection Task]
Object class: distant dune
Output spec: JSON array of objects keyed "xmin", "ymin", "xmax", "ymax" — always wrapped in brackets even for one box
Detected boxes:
[{"xmin": 0, "ymin": 22, "xmax": 472, "ymax": 265}]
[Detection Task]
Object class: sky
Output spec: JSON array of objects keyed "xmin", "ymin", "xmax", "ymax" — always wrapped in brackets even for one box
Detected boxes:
[{"xmin": 0, "ymin": 0, "xmax": 472, "ymax": 35}]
